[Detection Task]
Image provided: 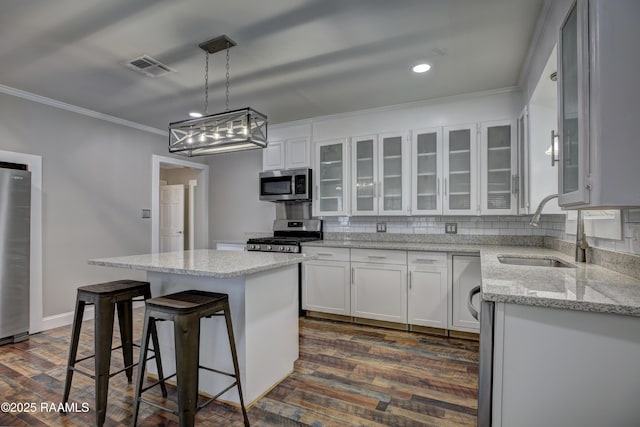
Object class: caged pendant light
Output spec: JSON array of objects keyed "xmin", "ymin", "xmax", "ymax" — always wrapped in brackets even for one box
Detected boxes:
[{"xmin": 169, "ymin": 35, "xmax": 268, "ymax": 156}]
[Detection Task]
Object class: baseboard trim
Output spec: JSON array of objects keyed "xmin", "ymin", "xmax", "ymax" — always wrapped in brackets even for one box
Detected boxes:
[{"xmin": 40, "ymin": 302, "xmax": 145, "ymax": 332}]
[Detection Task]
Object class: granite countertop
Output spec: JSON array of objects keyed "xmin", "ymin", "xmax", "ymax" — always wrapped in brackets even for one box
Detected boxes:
[
  {"xmin": 89, "ymin": 249, "xmax": 314, "ymax": 279},
  {"xmin": 303, "ymin": 240, "xmax": 640, "ymax": 317}
]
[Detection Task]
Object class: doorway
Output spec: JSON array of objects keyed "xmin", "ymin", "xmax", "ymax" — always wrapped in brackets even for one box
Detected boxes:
[{"xmin": 151, "ymin": 155, "xmax": 209, "ymax": 253}]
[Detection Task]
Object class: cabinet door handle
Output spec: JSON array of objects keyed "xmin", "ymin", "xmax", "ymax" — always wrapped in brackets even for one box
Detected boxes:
[
  {"xmin": 367, "ymin": 255, "xmax": 387, "ymax": 259},
  {"xmin": 316, "ymin": 185, "xmax": 319, "ymax": 201},
  {"xmin": 413, "ymin": 258, "xmax": 436, "ymax": 264},
  {"xmin": 409, "ymin": 271, "xmax": 412, "ymax": 290},
  {"xmin": 317, "ymin": 253, "xmax": 334, "ymax": 257},
  {"xmin": 437, "ymin": 177, "xmax": 440, "ymax": 196},
  {"xmin": 444, "ymin": 177, "xmax": 448, "ymax": 197},
  {"xmin": 512, "ymin": 175, "xmax": 519, "ymax": 195},
  {"xmin": 351, "ymin": 267, "xmax": 355, "ymax": 285},
  {"xmin": 378, "ymin": 181, "xmax": 382, "ymax": 198}
]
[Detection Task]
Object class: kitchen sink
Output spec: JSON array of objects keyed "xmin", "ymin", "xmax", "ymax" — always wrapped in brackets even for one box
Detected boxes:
[{"xmin": 497, "ymin": 256, "xmax": 576, "ymax": 268}]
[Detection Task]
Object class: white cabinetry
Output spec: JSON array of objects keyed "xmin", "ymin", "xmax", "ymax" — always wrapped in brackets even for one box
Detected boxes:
[
  {"xmin": 493, "ymin": 303, "xmax": 640, "ymax": 427},
  {"xmin": 450, "ymin": 255, "xmax": 481, "ymax": 332},
  {"xmin": 411, "ymin": 128, "xmax": 443, "ymax": 215},
  {"xmin": 480, "ymin": 120, "xmax": 517, "ymax": 215},
  {"xmin": 302, "ymin": 247, "xmax": 350, "ymax": 315},
  {"xmin": 557, "ymin": 0, "xmax": 640, "ymax": 208},
  {"xmin": 262, "ymin": 137, "xmax": 310, "ymax": 171},
  {"xmin": 443, "ymin": 124, "xmax": 479, "ymax": 215},
  {"xmin": 351, "ymin": 249, "xmax": 407, "ymax": 323},
  {"xmin": 314, "ymin": 139, "xmax": 349, "ymax": 216},
  {"xmin": 407, "ymin": 252, "xmax": 447, "ymax": 328},
  {"xmin": 350, "ymin": 132, "xmax": 408, "ymax": 215}
]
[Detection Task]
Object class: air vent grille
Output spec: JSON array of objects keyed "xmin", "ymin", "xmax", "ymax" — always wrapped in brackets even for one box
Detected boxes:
[{"xmin": 124, "ymin": 55, "xmax": 175, "ymax": 78}]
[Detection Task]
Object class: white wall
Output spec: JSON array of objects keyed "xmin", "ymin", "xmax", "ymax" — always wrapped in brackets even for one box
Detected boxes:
[
  {"xmin": 528, "ymin": 103, "xmax": 560, "ymax": 213},
  {"xmin": 0, "ymin": 91, "xmax": 188, "ymax": 317},
  {"xmin": 208, "ymin": 149, "xmax": 275, "ymax": 243},
  {"xmin": 313, "ymin": 90, "xmax": 521, "ymax": 141}
]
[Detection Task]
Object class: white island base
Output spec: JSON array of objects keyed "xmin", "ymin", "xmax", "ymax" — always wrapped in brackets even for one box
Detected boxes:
[{"xmin": 144, "ymin": 265, "xmax": 298, "ymax": 405}]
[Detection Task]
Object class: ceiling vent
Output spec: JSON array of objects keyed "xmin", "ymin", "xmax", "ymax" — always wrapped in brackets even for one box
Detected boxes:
[{"xmin": 124, "ymin": 55, "xmax": 175, "ymax": 78}]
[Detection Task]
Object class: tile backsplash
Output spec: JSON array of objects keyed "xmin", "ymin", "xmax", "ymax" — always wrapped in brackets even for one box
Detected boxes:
[
  {"xmin": 323, "ymin": 209, "xmax": 640, "ymax": 255},
  {"xmin": 323, "ymin": 214, "xmax": 566, "ymax": 237}
]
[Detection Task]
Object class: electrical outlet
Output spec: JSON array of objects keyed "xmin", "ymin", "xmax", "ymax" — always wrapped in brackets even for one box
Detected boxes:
[
  {"xmin": 376, "ymin": 222, "xmax": 387, "ymax": 232},
  {"xmin": 445, "ymin": 223, "xmax": 457, "ymax": 234},
  {"xmin": 141, "ymin": 209, "xmax": 151, "ymax": 219}
]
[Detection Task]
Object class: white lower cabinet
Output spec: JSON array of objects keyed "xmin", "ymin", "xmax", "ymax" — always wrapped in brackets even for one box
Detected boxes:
[
  {"xmin": 351, "ymin": 261, "xmax": 407, "ymax": 323},
  {"xmin": 302, "ymin": 247, "xmax": 482, "ymax": 334},
  {"xmin": 407, "ymin": 252, "xmax": 448, "ymax": 328},
  {"xmin": 302, "ymin": 247, "xmax": 350, "ymax": 315},
  {"xmin": 450, "ymin": 255, "xmax": 481, "ymax": 332}
]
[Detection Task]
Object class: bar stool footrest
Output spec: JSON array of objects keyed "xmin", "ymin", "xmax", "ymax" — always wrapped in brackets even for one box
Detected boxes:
[
  {"xmin": 197, "ymin": 381, "xmax": 238, "ymax": 411},
  {"xmin": 199, "ymin": 365, "xmax": 236, "ymax": 379}
]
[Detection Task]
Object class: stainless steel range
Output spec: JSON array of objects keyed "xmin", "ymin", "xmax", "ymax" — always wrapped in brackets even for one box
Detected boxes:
[{"xmin": 246, "ymin": 219, "xmax": 322, "ymax": 253}]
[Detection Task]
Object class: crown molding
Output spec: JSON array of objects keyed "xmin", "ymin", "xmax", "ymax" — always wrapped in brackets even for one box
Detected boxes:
[{"xmin": 0, "ymin": 84, "xmax": 167, "ymax": 136}]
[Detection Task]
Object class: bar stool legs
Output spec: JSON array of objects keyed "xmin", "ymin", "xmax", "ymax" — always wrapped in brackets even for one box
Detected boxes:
[
  {"xmin": 62, "ymin": 281, "xmax": 166, "ymax": 427},
  {"xmin": 224, "ymin": 308, "xmax": 250, "ymax": 426},
  {"xmin": 132, "ymin": 291, "xmax": 250, "ymax": 427}
]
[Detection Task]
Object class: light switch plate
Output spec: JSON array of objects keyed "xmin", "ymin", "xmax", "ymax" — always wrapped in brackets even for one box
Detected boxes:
[
  {"xmin": 445, "ymin": 223, "xmax": 457, "ymax": 234},
  {"xmin": 376, "ymin": 222, "xmax": 387, "ymax": 232}
]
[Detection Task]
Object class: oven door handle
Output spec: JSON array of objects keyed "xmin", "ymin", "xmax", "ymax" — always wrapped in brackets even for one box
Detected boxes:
[{"xmin": 468, "ymin": 285, "xmax": 481, "ymax": 321}]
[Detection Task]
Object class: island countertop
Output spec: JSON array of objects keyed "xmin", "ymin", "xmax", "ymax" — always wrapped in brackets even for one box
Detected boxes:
[{"xmin": 89, "ymin": 249, "xmax": 315, "ymax": 279}]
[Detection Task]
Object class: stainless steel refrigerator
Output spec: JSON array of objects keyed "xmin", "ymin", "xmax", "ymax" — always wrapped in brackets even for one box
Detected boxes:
[{"xmin": 0, "ymin": 165, "xmax": 30, "ymax": 345}]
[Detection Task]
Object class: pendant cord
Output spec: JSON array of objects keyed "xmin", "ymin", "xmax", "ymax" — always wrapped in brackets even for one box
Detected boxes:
[
  {"xmin": 225, "ymin": 43, "xmax": 230, "ymax": 112},
  {"xmin": 204, "ymin": 51, "xmax": 209, "ymax": 115}
]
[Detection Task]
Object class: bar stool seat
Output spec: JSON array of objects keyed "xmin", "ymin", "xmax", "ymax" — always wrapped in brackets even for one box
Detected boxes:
[
  {"xmin": 132, "ymin": 290, "xmax": 250, "ymax": 427},
  {"xmin": 62, "ymin": 280, "xmax": 167, "ymax": 427}
]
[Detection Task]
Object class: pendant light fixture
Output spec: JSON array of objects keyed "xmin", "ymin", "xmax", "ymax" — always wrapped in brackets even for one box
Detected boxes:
[{"xmin": 169, "ymin": 35, "xmax": 268, "ymax": 156}]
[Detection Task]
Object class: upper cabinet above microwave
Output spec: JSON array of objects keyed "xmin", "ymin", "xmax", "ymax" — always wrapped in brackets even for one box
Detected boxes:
[{"xmin": 557, "ymin": 0, "xmax": 640, "ymax": 208}]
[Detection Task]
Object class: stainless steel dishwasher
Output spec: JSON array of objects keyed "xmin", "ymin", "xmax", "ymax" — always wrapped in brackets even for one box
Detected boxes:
[{"xmin": 469, "ymin": 285, "xmax": 494, "ymax": 427}]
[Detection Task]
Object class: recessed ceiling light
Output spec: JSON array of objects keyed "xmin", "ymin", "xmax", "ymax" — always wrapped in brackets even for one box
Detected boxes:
[
  {"xmin": 412, "ymin": 63, "xmax": 431, "ymax": 74},
  {"xmin": 189, "ymin": 112, "xmax": 203, "ymax": 118}
]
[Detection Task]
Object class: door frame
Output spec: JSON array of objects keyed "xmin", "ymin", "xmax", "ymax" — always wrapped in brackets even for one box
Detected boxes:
[{"xmin": 151, "ymin": 155, "xmax": 209, "ymax": 253}]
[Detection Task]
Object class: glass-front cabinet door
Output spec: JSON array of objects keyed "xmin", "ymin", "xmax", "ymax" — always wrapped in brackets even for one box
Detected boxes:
[
  {"xmin": 379, "ymin": 132, "xmax": 408, "ymax": 214},
  {"xmin": 443, "ymin": 124, "xmax": 478, "ymax": 215},
  {"xmin": 558, "ymin": 0, "xmax": 590, "ymax": 206},
  {"xmin": 480, "ymin": 120, "xmax": 517, "ymax": 215},
  {"xmin": 351, "ymin": 135, "xmax": 378, "ymax": 215},
  {"xmin": 314, "ymin": 139, "xmax": 349, "ymax": 216},
  {"xmin": 411, "ymin": 128, "xmax": 442, "ymax": 215}
]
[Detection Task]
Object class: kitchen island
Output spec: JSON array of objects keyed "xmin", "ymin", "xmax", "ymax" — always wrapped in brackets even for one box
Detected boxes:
[{"xmin": 89, "ymin": 249, "xmax": 314, "ymax": 404}]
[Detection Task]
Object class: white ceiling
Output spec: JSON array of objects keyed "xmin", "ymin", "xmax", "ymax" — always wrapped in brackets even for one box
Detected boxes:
[{"xmin": 1, "ymin": 0, "xmax": 543, "ymax": 130}]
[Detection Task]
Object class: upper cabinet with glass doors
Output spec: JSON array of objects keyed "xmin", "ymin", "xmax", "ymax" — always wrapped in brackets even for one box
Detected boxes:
[
  {"xmin": 350, "ymin": 132, "xmax": 408, "ymax": 215},
  {"xmin": 314, "ymin": 139, "xmax": 349, "ymax": 216},
  {"xmin": 411, "ymin": 128, "xmax": 442, "ymax": 215},
  {"xmin": 443, "ymin": 124, "xmax": 478, "ymax": 215},
  {"xmin": 557, "ymin": 0, "xmax": 640, "ymax": 208},
  {"xmin": 480, "ymin": 120, "xmax": 517, "ymax": 215}
]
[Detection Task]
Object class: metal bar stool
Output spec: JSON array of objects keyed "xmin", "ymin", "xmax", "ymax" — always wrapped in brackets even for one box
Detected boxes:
[
  {"xmin": 62, "ymin": 280, "xmax": 167, "ymax": 427},
  {"xmin": 132, "ymin": 290, "xmax": 250, "ymax": 427}
]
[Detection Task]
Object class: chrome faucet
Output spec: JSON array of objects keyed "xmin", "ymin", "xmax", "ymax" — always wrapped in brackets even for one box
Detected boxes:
[
  {"xmin": 575, "ymin": 209, "xmax": 589, "ymax": 262},
  {"xmin": 529, "ymin": 194, "xmax": 558, "ymax": 227},
  {"xmin": 530, "ymin": 193, "xmax": 589, "ymax": 263}
]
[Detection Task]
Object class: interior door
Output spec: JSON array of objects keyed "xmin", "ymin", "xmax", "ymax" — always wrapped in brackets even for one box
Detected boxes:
[{"xmin": 160, "ymin": 184, "xmax": 185, "ymax": 252}]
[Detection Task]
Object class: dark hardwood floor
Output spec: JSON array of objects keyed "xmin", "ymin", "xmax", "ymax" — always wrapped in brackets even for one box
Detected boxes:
[{"xmin": 0, "ymin": 311, "xmax": 478, "ymax": 426}]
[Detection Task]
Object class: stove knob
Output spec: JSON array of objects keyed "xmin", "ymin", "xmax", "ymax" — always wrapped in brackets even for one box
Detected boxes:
[
  {"xmin": 266, "ymin": 245, "xmax": 272, "ymax": 251},
  {"xmin": 285, "ymin": 247, "xmax": 291, "ymax": 252},
  {"xmin": 279, "ymin": 246, "xmax": 285, "ymax": 251}
]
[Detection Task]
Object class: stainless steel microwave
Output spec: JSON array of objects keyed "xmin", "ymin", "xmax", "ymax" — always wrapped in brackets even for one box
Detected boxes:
[{"xmin": 259, "ymin": 168, "xmax": 312, "ymax": 201}]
